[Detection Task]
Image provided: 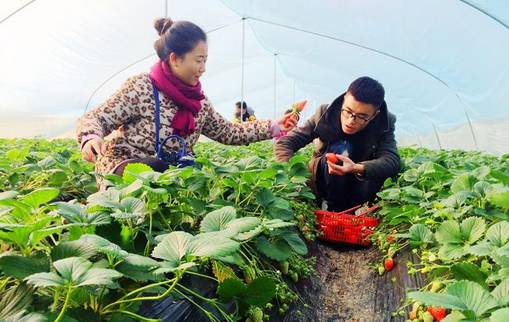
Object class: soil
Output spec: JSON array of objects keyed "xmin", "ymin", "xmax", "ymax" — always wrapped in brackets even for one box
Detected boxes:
[
  {"xmin": 276, "ymin": 240, "xmax": 426, "ymax": 322},
  {"xmin": 142, "ymin": 239, "xmax": 426, "ymax": 322}
]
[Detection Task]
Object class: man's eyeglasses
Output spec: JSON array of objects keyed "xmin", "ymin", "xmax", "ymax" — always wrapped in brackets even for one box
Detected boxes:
[{"xmin": 341, "ymin": 108, "xmax": 375, "ymax": 124}]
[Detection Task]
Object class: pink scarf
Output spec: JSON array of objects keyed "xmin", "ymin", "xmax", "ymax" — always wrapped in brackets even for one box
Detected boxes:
[{"xmin": 149, "ymin": 61, "xmax": 205, "ymax": 136}]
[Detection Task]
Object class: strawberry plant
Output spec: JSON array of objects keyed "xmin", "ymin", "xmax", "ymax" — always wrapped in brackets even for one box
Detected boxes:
[
  {"xmin": 373, "ymin": 147, "xmax": 509, "ymax": 321},
  {"xmin": 0, "ymin": 140, "xmax": 317, "ymax": 321},
  {"xmin": 5, "ymin": 139, "xmax": 507, "ymax": 321},
  {"xmin": 0, "ymin": 139, "xmax": 96, "ymax": 200}
]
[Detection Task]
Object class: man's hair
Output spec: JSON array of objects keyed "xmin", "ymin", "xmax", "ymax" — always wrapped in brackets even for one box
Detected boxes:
[{"xmin": 347, "ymin": 76, "xmax": 385, "ymax": 109}]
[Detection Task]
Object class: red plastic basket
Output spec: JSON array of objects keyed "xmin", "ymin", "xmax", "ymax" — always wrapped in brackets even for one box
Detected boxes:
[{"xmin": 315, "ymin": 204, "xmax": 380, "ymax": 246}]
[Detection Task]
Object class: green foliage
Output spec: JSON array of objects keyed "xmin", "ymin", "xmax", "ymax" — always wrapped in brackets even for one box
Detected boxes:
[
  {"xmin": 0, "ymin": 139, "xmax": 317, "ymax": 321},
  {"xmin": 375, "ymin": 147, "xmax": 509, "ymax": 321}
]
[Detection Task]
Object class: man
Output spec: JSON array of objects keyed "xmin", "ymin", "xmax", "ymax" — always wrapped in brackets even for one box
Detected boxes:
[{"xmin": 275, "ymin": 76, "xmax": 400, "ymax": 211}]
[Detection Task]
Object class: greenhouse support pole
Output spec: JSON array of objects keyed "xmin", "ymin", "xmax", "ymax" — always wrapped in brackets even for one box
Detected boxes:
[
  {"xmin": 164, "ymin": 0, "xmax": 168, "ymax": 17},
  {"xmin": 432, "ymin": 123, "xmax": 442, "ymax": 150},
  {"xmin": 274, "ymin": 53, "xmax": 278, "ymax": 119},
  {"xmin": 417, "ymin": 136, "xmax": 423, "ymax": 148},
  {"xmin": 0, "ymin": 0, "xmax": 36, "ymax": 25},
  {"xmin": 464, "ymin": 108, "xmax": 479, "ymax": 150},
  {"xmin": 240, "ymin": 18, "xmax": 246, "ymax": 122}
]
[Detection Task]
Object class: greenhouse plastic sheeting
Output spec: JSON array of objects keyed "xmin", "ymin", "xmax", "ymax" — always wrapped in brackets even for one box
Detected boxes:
[{"xmin": 1, "ymin": 0, "xmax": 508, "ymax": 154}]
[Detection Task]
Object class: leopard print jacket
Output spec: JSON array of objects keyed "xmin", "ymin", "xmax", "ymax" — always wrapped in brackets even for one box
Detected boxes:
[{"xmin": 76, "ymin": 73, "xmax": 273, "ymax": 177}]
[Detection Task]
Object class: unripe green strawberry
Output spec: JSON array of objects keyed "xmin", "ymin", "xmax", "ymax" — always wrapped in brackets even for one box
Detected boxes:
[
  {"xmin": 251, "ymin": 307, "xmax": 263, "ymax": 322},
  {"xmin": 244, "ymin": 266, "xmax": 256, "ymax": 284},
  {"xmin": 409, "ymin": 301, "xmax": 422, "ymax": 320},
  {"xmin": 430, "ymin": 281, "xmax": 444, "ymax": 293},
  {"xmin": 280, "ymin": 261, "xmax": 289, "ymax": 275},
  {"xmin": 422, "ymin": 311, "xmax": 434, "ymax": 322}
]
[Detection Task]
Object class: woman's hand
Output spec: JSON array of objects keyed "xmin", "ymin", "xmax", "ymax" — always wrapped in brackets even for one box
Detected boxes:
[
  {"xmin": 278, "ymin": 112, "xmax": 298, "ymax": 131},
  {"xmin": 82, "ymin": 138, "xmax": 106, "ymax": 163}
]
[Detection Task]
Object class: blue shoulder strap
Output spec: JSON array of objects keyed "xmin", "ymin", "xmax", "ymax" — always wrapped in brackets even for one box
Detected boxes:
[
  {"xmin": 150, "ymin": 81, "xmax": 191, "ymax": 164},
  {"xmin": 151, "ymin": 80, "xmax": 161, "ymax": 155}
]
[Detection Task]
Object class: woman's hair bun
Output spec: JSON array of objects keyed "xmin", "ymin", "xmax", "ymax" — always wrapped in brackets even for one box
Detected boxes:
[
  {"xmin": 154, "ymin": 18, "xmax": 174, "ymax": 36},
  {"xmin": 153, "ymin": 18, "xmax": 207, "ymax": 60}
]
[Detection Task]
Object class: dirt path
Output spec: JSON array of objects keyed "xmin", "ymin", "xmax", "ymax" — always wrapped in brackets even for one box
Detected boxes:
[{"xmin": 279, "ymin": 241, "xmax": 426, "ymax": 322}]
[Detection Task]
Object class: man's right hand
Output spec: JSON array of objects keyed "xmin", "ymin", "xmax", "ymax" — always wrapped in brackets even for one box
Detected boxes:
[
  {"xmin": 327, "ymin": 154, "xmax": 362, "ymax": 176},
  {"xmin": 82, "ymin": 138, "xmax": 105, "ymax": 163}
]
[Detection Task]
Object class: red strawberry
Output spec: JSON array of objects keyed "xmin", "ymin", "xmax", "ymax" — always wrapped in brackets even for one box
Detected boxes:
[
  {"xmin": 326, "ymin": 153, "xmax": 338, "ymax": 164},
  {"xmin": 387, "ymin": 234, "xmax": 396, "ymax": 244},
  {"xmin": 283, "ymin": 100, "xmax": 308, "ymax": 127},
  {"xmin": 292, "ymin": 100, "xmax": 307, "ymax": 113},
  {"xmin": 384, "ymin": 258, "xmax": 394, "ymax": 271},
  {"xmin": 427, "ymin": 307, "xmax": 447, "ymax": 321}
]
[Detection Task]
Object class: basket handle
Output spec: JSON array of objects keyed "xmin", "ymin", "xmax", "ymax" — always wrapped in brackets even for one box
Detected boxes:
[
  {"xmin": 355, "ymin": 204, "xmax": 381, "ymax": 217},
  {"xmin": 337, "ymin": 204, "xmax": 362, "ymax": 215}
]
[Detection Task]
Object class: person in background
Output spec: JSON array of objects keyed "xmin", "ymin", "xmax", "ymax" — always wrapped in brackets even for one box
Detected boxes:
[
  {"xmin": 233, "ymin": 101, "xmax": 256, "ymax": 123},
  {"xmin": 77, "ymin": 17, "xmax": 296, "ymax": 188},
  {"xmin": 274, "ymin": 77, "xmax": 400, "ymax": 211}
]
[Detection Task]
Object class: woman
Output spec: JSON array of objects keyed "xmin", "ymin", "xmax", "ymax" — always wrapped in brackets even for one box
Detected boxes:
[{"xmin": 77, "ymin": 17, "xmax": 296, "ymax": 186}]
